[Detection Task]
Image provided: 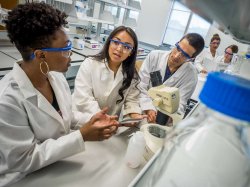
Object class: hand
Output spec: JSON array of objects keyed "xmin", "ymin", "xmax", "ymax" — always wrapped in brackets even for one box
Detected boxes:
[
  {"xmin": 80, "ymin": 107, "xmax": 119, "ymax": 141},
  {"xmin": 120, "ymin": 113, "xmax": 147, "ymax": 127},
  {"xmin": 145, "ymin": 110, "xmax": 156, "ymax": 123}
]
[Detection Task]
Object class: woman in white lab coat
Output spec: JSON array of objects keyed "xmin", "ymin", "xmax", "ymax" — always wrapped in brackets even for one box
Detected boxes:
[
  {"xmin": 195, "ymin": 33, "xmax": 221, "ymax": 73},
  {"xmin": 216, "ymin": 44, "xmax": 238, "ymax": 71},
  {"xmin": 0, "ymin": 3, "xmax": 118, "ymax": 186},
  {"xmin": 72, "ymin": 26, "xmax": 146, "ymax": 124}
]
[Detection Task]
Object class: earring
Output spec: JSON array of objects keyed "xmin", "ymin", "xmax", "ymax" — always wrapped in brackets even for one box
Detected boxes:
[{"xmin": 40, "ymin": 60, "xmax": 50, "ymax": 76}]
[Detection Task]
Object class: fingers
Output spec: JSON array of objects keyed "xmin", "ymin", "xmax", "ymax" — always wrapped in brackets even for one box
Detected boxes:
[
  {"xmin": 98, "ymin": 126, "xmax": 117, "ymax": 141},
  {"xmin": 147, "ymin": 113, "xmax": 156, "ymax": 123},
  {"xmin": 102, "ymin": 126, "xmax": 117, "ymax": 134},
  {"xmin": 109, "ymin": 115, "xmax": 118, "ymax": 121},
  {"xmin": 100, "ymin": 107, "xmax": 109, "ymax": 114}
]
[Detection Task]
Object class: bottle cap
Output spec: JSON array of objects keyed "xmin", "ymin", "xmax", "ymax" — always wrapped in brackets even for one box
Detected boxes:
[{"xmin": 199, "ymin": 72, "xmax": 250, "ymax": 122}]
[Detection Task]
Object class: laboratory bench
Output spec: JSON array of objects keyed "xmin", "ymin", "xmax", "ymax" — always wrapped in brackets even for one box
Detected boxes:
[
  {"xmin": 0, "ymin": 44, "xmax": 151, "ymax": 90},
  {"xmin": 0, "ymin": 46, "xmax": 85, "ymax": 82},
  {"xmin": 0, "ymin": 46, "xmax": 86, "ymax": 68},
  {"xmin": 8, "ymin": 127, "xmax": 146, "ymax": 187}
]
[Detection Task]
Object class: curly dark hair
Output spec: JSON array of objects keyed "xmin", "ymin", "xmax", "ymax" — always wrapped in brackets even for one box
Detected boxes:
[
  {"xmin": 92, "ymin": 26, "xmax": 140, "ymax": 104},
  {"xmin": 4, "ymin": 2, "xmax": 68, "ymax": 61}
]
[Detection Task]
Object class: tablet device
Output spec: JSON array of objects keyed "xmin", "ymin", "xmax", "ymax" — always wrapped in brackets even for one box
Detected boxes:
[{"xmin": 119, "ymin": 118, "xmax": 143, "ymax": 125}]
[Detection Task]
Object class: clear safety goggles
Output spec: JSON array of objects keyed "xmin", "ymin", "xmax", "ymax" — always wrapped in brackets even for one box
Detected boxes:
[
  {"xmin": 210, "ymin": 41, "xmax": 220, "ymax": 45},
  {"xmin": 224, "ymin": 50, "xmax": 233, "ymax": 56},
  {"xmin": 30, "ymin": 41, "xmax": 72, "ymax": 59},
  {"xmin": 110, "ymin": 39, "xmax": 134, "ymax": 54}
]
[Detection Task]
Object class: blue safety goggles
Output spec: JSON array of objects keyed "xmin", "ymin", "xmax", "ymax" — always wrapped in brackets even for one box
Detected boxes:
[
  {"xmin": 175, "ymin": 42, "xmax": 192, "ymax": 59},
  {"xmin": 30, "ymin": 41, "xmax": 72, "ymax": 60},
  {"xmin": 110, "ymin": 39, "xmax": 133, "ymax": 52}
]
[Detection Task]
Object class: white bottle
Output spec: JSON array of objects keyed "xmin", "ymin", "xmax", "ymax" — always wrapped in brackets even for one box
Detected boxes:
[
  {"xmin": 125, "ymin": 131, "xmax": 146, "ymax": 168},
  {"xmin": 148, "ymin": 72, "xmax": 250, "ymax": 187}
]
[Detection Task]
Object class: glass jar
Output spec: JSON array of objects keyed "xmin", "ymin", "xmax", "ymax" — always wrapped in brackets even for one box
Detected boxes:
[{"xmin": 147, "ymin": 72, "xmax": 250, "ymax": 187}]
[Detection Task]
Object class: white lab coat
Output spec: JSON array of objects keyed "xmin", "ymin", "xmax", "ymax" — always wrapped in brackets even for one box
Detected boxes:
[
  {"xmin": 195, "ymin": 47, "xmax": 220, "ymax": 72},
  {"xmin": 0, "ymin": 62, "xmax": 86, "ymax": 186},
  {"xmin": 215, "ymin": 55, "xmax": 230, "ymax": 71},
  {"xmin": 139, "ymin": 50, "xmax": 198, "ymax": 114},
  {"xmin": 72, "ymin": 57, "xmax": 141, "ymax": 122}
]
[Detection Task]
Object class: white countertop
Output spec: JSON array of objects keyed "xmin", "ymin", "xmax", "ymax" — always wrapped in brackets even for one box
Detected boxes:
[{"xmin": 8, "ymin": 128, "xmax": 145, "ymax": 187}]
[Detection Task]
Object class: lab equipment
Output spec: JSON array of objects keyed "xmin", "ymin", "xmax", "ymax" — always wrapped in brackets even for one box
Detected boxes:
[
  {"xmin": 84, "ymin": 40, "xmax": 101, "ymax": 49},
  {"xmin": 125, "ymin": 131, "xmax": 146, "ymax": 169},
  {"xmin": 140, "ymin": 123, "xmax": 172, "ymax": 161},
  {"xmin": 225, "ymin": 54, "xmax": 250, "ymax": 80},
  {"xmin": 72, "ymin": 37, "xmax": 85, "ymax": 49},
  {"xmin": 148, "ymin": 85, "xmax": 182, "ymax": 125},
  {"xmin": 136, "ymin": 72, "xmax": 250, "ymax": 187},
  {"xmin": 239, "ymin": 56, "xmax": 250, "ymax": 80}
]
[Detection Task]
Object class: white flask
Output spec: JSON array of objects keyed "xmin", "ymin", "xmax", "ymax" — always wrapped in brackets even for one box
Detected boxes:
[{"xmin": 125, "ymin": 131, "xmax": 146, "ymax": 168}]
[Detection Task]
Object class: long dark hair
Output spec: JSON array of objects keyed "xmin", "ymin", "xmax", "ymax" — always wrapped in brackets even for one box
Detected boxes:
[{"xmin": 92, "ymin": 26, "xmax": 140, "ymax": 103}]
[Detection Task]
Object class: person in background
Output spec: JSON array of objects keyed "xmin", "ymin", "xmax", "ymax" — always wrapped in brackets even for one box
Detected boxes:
[
  {"xmin": 0, "ymin": 3, "xmax": 118, "ymax": 186},
  {"xmin": 72, "ymin": 26, "xmax": 146, "ymax": 126},
  {"xmin": 216, "ymin": 44, "xmax": 239, "ymax": 72},
  {"xmin": 195, "ymin": 33, "xmax": 221, "ymax": 73},
  {"xmin": 139, "ymin": 33, "xmax": 205, "ymax": 124}
]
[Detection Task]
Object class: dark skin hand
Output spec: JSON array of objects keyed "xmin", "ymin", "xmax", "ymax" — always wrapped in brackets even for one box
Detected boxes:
[{"xmin": 80, "ymin": 107, "xmax": 119, "ymax": 141}]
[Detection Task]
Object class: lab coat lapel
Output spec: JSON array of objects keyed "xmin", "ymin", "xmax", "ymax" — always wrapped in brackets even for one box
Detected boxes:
[
  {"xmin": 36, "ymin": 73, "xmax": 64, "ymax": 126},
  {"xmin": 13, "ymin": 62, "xmax": 64, "ymax": 126},
  {"xmin": 109, "ymin": 63, "xmax": 123, "ymax": 92},
  {"xmin": 160, "ymin": 51, "xmax": 171, "ymax": 82},
  {"xmin": 36, "ymin": 90, "xmax": 64, "ymax": 125},
  {"xmin": 48, "ymin": 73, "xmax": 70, "ymax": 127},
  {"xmin": 166, "ymin": 61, "xmax": 188, "ymax": 84}
]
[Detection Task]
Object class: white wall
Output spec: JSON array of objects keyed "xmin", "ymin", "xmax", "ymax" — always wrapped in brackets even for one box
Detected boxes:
[
  {"xmin": 136, "ymin": 0, "xmax": 173, "ymax": 46},
  {"xmin": 205, "ymin": 25, "xmax": 249, "ymax": 55}
]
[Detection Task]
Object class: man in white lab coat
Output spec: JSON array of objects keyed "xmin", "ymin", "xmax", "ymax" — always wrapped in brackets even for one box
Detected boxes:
[
  {"xmin": 139, "ymin": 33, "xmax": 205, "ymax": 123},
  {"xmin": 0, "ymin": 3, "xmax": 118, "ymax": 186}
]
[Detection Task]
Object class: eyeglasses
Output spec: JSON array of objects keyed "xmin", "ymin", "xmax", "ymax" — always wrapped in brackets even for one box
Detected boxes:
[
  {"xmin": 30, "ymin": 41, "xmax": 72, "ymax": 59},
  {"xmin": 174, "ymin": 42, "xmax": 192, "ymax": 60},
  {"xmin": 110, "ymin": 39, "xmax": 133, "ymax": 53},
  {"xmin": 210, "ymin": 42, "xmax": 220, "ymax": 45},
  {"xmin": 224, "ymin": 50, "xmax": 233, "ymax": 56}
]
